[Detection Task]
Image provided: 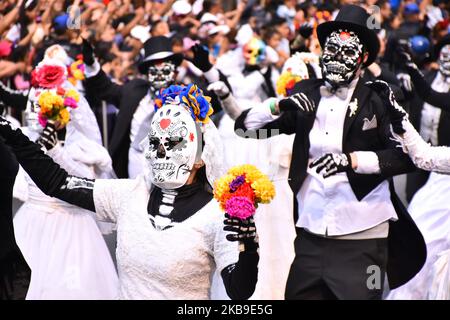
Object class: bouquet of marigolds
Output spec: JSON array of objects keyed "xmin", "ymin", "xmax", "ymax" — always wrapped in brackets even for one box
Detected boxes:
[
  {"xmin": 37, "ymin": 87, "xmax": 80, "ymax": 128},
  {"xmin": 214, "ymin": 164, "xmax": 276, "ymax": 220}
]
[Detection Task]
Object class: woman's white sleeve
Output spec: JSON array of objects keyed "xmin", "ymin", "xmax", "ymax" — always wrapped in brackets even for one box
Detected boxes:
[{"xmin": 393, "ymin": 120, "xmax": 450, "ymax": 174}]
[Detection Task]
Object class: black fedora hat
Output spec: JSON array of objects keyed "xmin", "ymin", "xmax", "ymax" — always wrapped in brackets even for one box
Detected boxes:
[
  {"xmin": 317, "ymin": 5, "xmax": 380, "ymax": 67},
  {"xmin": 138, "ymin": 36, "xmax": 184, "ymax": 74}
]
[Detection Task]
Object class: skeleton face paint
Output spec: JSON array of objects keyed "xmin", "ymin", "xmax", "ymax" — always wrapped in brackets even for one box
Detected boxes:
[
  {"xmin": 439, "ymin": 45, "xmax": 450, "ymax": 78},
  {"xmin": 146, "ymin": 104, "xmax": 199, "ymax": 189},
  {"xmin": 243, "ymin": 38, "xmax": 266, "ymax": 66},
  {"xmin": 321, "ymin": 30, "xmax": 365, "ymax": 87},
  {"xmin": 147, "ymin": 62, "xmax": 176, "ymax": 92}
]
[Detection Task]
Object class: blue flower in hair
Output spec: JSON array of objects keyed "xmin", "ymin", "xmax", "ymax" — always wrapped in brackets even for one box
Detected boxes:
[{"xmin": 154, "ymin": 84, "xmax": 213, "ymax": 124}]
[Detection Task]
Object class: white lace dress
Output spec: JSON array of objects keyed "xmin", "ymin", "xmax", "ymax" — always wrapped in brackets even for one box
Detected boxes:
[
  {"xmin": 93, "ymin": 175, "xmax": 239, "ymax": 299},
  {"xmin": 13, "ymin": 136, "xmax": 119, "ymax": 300},
  {"xmin": 387, "ymin": 121, "xmax": 450, "ymax": 299}
]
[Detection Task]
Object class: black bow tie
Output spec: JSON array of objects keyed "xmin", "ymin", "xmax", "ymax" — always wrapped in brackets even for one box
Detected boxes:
[{"xmin": 319, "ymin": 85, "xmax": 349, "ymax": 100}]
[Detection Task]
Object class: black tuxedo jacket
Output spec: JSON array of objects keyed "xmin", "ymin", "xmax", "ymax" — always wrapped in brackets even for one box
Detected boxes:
[
  {"xmin": 235, "ymin": 77, "xmax": 426, "ymax": 289},
  {"xmin": 86, "ymin": 71, "xmax": 150, "ymax": 178},
  {"xmin": 0, "ymin": 139, "xmax": 30, "ymax": 299}
]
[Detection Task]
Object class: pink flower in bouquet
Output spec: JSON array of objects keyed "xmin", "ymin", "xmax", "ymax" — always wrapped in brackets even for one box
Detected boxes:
[
  {"xmin": 38, "ymin": 113, "xmax": 48, "ymax": 127},
  {"xmin": 64, "ymin": 97, "xmax": 78, "ymax": 109},
  {"xmin": 225, "ymin": 196, "xmax": 255, "ymax": 220}
]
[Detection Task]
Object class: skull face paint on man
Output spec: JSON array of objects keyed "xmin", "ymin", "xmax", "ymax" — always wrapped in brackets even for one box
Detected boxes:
[
  {"xmin": 147, "ymin": 61, "xmax": 176, "ymax": 93},
  {"xmin": 321, "ymin": 30, "xmax": 365, "ymax": 87},
  {"xmin": 146, "ymin": 103, "xmax": 199, "ymax": 189},
  {"xmin": 439, "ymin": 45, "xmax": 450, "ymax": 78}
]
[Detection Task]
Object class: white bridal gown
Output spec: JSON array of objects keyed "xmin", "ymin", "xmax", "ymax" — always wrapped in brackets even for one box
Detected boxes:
[{"xmin": 13, "ymin": 93, "xmax": 119, "ymax": 300}]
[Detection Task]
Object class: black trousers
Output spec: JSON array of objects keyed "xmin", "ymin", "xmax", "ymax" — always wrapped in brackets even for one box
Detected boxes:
[{"xmin": 285, "ymin": 228, "xmax": 388, "ymax": 300}]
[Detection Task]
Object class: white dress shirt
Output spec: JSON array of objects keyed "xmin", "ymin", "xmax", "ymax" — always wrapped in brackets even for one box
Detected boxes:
[
  {"xmin": 244, "ymin": 81, "xmax": 397, "ymax": 238},
  {"xmin": 420, "ymin": 72, "xmax": 450, "ymax": 146},
  {"xmin": 297, "ymin": 82, "xmax": 397, "ymax": 236}
]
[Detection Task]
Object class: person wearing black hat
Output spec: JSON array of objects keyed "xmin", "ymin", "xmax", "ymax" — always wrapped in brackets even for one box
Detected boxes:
[
  {"xmin": 82, "ymin": 36, "xmax": 229, "ymax": 178},
  {"xmin": 235, "ymin": 4, "xmax": 426, "ymax": 299}
]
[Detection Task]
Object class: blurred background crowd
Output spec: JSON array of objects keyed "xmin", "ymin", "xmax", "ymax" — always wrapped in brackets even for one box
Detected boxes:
[{"xmin": 0, "ymin": 0, "xmax": 448, "ymax": 123}]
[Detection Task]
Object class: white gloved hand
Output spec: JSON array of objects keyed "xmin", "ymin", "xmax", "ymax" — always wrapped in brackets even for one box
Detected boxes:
[{"xmin": 207, "ymin": 81, "xmax": 230, "ymax": 99}]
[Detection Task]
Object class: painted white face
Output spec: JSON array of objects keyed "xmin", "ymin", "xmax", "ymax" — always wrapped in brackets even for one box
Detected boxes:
[
  {"xmin": 146, "ymin": 104, "xmax": 199, "ymax": 189},
  {"xmin": 321, "ymin": 30, "xmax": 364, "ymax": 87},
  {"xmin": 147, "ymin": 62, "xmax": 176, "ymax": 92},
  {"xmin": 439, "ymin": 45, "xmax": 450, "ymax": 78}
]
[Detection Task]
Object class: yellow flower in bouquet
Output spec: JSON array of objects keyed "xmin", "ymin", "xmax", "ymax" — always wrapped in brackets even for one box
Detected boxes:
[
  {"xmin": 276, "ymin": 70, "xmax": 302, "ymax": 97},
  {"xmin": 214, "ymin": 164, "xmax": 276, "ymax": 220},
  {"xmin": 36, "ymin": 88, "xmax": 80, "ymax": 128},
  {"xmin": 65, "ymin": 88, "xmax": 80, "ymax": 102}
]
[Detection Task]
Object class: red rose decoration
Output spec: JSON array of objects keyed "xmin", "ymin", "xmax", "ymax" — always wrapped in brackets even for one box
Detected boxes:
[
  {"xmin": 31, "ymin": 69, "xmax": 39, "ymax": 88},
  {"xmin": 32, "ymin": 65, "xmax": 65, "ymax": 88}
]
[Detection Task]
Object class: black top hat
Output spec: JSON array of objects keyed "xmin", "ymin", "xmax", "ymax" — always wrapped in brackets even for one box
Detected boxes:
[
  {"xmin": 138, "ymin": 36, "xmax": 184, "ymax": 74},
  {"xmin": 316, "ymin": 5, "xmax": 380, "ymax": 67},
  {"xmin": 434, "ymin": 34, "xmax": 450, "ymax": 59}
]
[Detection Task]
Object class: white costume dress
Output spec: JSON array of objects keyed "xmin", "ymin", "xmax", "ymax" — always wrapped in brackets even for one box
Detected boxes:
[
  {"xmin": 13, "ymin": 87, "xmax": 119, "ymax": 300},
  {"xmin": 215, "ymin": 50, "xmax": 295, "ymax": 299},
  {"xmin": 387, "ymin": 121, "xmax": 450, "ymax": 299},
  {"xmin": 93, "ymin": 175, "xmax": 239, "ymax": 299}
]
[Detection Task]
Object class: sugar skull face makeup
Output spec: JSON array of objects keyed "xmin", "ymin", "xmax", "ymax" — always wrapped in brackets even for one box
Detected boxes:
[
  {"xmin": 147, "ymin": 61, "xmax": 176, "ymax": 92},
  {"xmin": 439, "ymin": 45, "xmax": 450, "ymax": 78},
  {"xmin": 146, "ymin": 104, "xmax": 199, "ymax": 189},
  {"xmin": 243, "ymin": 38, "xmax": 266, "ymax": 66},
  {"xmin": 321, "ymin": 30, "xmax": 365, "ymax": 87}
]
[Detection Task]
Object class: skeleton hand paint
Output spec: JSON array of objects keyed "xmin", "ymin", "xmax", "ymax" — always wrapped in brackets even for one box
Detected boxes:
[
  {"xmin": 145, "ymin": 104, "xmax": 199, "ymax": 189},
  {"xmin": 147, "ymin": 62, "xmax": 176, "ymax": 93},
  {"xmin": 223, "ymin": 213, "xmax": 258, "ymax": 252},
  {"xmin": 309, "ymin": 152, "xmax": 353, "ymax": 178},
  {"xmin": 278, "ymin": 93, "xmax": 316, "ymax": 113},
  {"xmin": 439, "ymin": 45, "xmax": 450, "ymax": 78},
  {"xmin": 37, "ymin": 122, "xmax": 58, "ymax": 150},
  {"xmin": 321, "ymin": 30, "xmax": 364, "ymax": 88}
]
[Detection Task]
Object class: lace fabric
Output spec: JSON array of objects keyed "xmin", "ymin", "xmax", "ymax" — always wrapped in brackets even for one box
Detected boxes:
[
  {"xmin": 391, "ymin": 120, "xmax": 450, "ymax": 174},
  {"xmin": 93, "ymin": 176, "xmax": 238, "ymax": 299}
]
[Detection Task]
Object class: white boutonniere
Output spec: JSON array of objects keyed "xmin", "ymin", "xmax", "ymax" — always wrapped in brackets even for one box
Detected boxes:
[{"xmin": 348, "ymin": 98, "xmax": 358, "ymax": 117}]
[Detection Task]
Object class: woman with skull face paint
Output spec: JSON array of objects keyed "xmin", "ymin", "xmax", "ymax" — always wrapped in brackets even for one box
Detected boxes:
[
  {"xmin": 234, "ymin": 5, "xmax": 426, "ymax": 299},
  {"xmin": 0, "ymin": 84, "xmax": 259, "ymax": 300}
]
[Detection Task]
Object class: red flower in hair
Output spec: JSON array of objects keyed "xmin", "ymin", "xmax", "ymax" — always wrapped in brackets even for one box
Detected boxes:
[{"xmin": 32, "ymin": 65, "xmax": 65, "ymax": 88}]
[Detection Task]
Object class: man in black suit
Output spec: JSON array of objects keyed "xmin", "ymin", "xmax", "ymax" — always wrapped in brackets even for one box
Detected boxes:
[
  {"xmin": 235, "ymin": 5, "xmax": 426, "ymax": 299},
  {"xmin": 0, "ymin": 137, "xmax": 30, "ymax": 300},
  {"xmin": 82, "ymin": 36, "xmax": 229, "ymax": 178}
]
